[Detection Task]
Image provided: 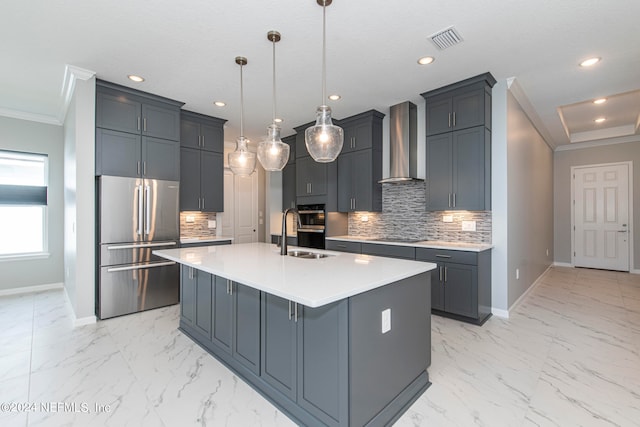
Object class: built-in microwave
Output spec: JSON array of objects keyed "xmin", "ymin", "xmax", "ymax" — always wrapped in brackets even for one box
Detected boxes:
[{"xmin": 297, "ymin": 204, "xmax": 325, "ymax": 249}]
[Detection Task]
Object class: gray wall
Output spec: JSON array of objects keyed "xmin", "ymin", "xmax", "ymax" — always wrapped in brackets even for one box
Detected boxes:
[
  {"xmin": 63, "ymin": 76, "xmax": 96, "ymax": 321},
  {"xmin": 554, "ymin": 139, "xmax": 640, "ymax": 269},
  {"xmin": 0, "ymin": 116, "xmax": 64, "ymax": 290},
  {"xmin": 506, "ymin": 91, "xmax": 554, "ymax": 307}
]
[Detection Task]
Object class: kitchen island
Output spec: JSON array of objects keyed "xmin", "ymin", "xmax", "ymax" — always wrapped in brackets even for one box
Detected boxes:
[{"xmin": 155, "ymin": 243, "xmax": 436, "ymax": 427}]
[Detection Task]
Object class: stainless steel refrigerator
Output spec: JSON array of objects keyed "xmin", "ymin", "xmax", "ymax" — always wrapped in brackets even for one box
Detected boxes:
[{"xmin": 97, "ymin": 175, "xmax": 180, "ymax": 319}]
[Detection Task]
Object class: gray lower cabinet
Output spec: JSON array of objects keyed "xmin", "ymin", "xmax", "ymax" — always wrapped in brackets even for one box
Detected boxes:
[
  {"xmin": 361, "ymin": 243, "xmax": 415, "ymax": 260},
  {"xmin": 180, "ymin": 271, "xmax": 430, "ymax": 427},
  {"xmin": 415, "ymin": 247, "xmax": 491, "ymax": 325},
  {"xmin": 325, "ymin": 240, "xmax": 362, "ymax": 253},
  {"xmin": 180, "ymin": 266, "xmax": 212, "ymax": 338}
]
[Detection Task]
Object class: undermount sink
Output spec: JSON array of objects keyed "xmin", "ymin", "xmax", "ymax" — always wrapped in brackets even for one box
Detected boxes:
[{"xmin": 288, "ymin": 250, "xmax": 332, "ymax": 259}]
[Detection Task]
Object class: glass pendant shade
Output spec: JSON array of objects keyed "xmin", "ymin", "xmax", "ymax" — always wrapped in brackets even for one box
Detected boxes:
[
  {"xmin": 305, "ymin": 105, "xmax": 343, "ymax": 163},
  {"xmin": 257, "ymin": 124, "xmax": 290, "ymax": 171},
  {"xmin": 228, "ymin": 136, "xmax": 256, "ymax": 176}
]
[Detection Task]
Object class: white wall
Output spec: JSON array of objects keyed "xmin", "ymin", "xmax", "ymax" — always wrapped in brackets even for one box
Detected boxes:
[
  {"xmin": 0, "ymin": 116, "xmax": 64, "ymax": 291},
  {"xmin": 63, "ymin": 75, "xmax": 96, "ymax": 322}
]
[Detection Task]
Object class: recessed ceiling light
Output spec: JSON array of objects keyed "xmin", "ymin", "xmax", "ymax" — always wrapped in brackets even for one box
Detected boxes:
[
  {"xmin": 214, "ymin": 101, "xmax": 226, "ymax": 107},
  {"xmin": 274, "ymin": 118, "xmax": 283, "ymax": 123},
  {"xmin": 594, "ymin": 117, "xmax": 606, "ymax": 123},
  {"xmin": 127, "ymin": 74, "xmax": 145, "ymax": 82},
  {"xmin": 593, "ymin": 98, "xmax": 607, "ymax": 104},
  {"xmin": 417, "ymin": 56, "xmax": 435, "ymax": 65},
  {"xmin": 579, "ymin": 57, "xmax": 601, "ymax": 67},
  {"xmin": 328, "ymin": 94, "xmax": 341, "ymax": 101}
]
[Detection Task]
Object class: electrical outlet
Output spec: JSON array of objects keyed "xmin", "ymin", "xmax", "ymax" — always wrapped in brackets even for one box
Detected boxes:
[
  {"xmin": 208, "ymin": 220, "xmax": 216, "ymax": 229},
  {"xmin": 462, "ymin": 220, "xmax": 476, "ymax": 231},
  {"xmin": 361, "ymin": 215, "xmax": 369, "ymax": 222},
  {"xmin": 442, "ymin": 215, "xmax": 453, "ymax": 223},
  {"xmin": 185, "ymin": 215, "xmax": 195, "ymax": 223},
  {"xmin": 381, "ymin": 309, "xmax": 391, "ymax": 334}
]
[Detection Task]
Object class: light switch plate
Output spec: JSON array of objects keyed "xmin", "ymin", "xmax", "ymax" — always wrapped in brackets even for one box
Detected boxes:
[
  {"xmin": 186, "ymin": 215, "xmax": 195, "ymax": 223},
  {"xmin": 442, "ymin": 215, "xmax": 453, "ymax": 223},
  {"xmin": 381, "ymin": 308, "xmax": 391, "ymax": 334},
  {"xmin": 462, "ymin": 220, "xmax": 476, "ymax": 231}
]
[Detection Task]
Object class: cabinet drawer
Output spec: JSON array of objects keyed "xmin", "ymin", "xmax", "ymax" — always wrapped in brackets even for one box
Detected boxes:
[
  {"xmin": 325, "ymin": 240, "xmax": 362, "ymax": 253},
  {"xmin": 361, "ymin": 243, "xmax": 415, "ymax": 260},
  {"xmin": 415, "ymin": 248, "xmax": 477, "ymax": 265}
]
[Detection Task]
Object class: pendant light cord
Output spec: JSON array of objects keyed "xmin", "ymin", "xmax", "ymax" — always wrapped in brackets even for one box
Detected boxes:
[
  {"xmin": 272, "ymin": 37, "xmax": 277, "ymax": 124},
  {"xmin": 321, "ymin": 1, "xmax": 327, "ymax": 105},
  {"xmin": 239, "ymin": 62, "xmax": 245, "ymax": 138}
]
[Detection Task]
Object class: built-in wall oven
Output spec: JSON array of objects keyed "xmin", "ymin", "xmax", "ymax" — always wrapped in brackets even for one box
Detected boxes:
[{"xmin": 297, "ymin": 204, "xmax": 325, "ymax": 249}]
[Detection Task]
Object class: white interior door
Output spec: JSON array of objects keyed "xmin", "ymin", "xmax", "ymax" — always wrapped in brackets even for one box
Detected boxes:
[
  {"xmin": 573, "ymin": 163, "xmax": 630, "ymax": 271},
  {"xmin": 234, "ymin": 172, "xmax": 258, "ymax": 244}
]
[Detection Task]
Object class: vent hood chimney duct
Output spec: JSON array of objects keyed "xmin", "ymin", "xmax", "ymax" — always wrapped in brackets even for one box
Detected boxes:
[{"xmin": 379, "ymin": 101, "xmax": 422, "ymax": 183}]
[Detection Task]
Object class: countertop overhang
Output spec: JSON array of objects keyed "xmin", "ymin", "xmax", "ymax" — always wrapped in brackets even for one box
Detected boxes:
[{"xmin": 154, "ymin": 242, "xmax": 435, "ymax": 308}]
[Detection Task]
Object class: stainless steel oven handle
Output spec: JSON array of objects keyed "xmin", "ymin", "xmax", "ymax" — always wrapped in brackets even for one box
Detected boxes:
[
  {"xmin": 297, "ymin": 229, "xmax": 325, "ymax": 233},
  {"xmin": 298, "ymin": 210, "xmax": 325, "ymax": 214},
  {"xmin": 107, "ymin": 261, "xmax": 176, "ymax": 273},
  {"xmin": 106, "ymin": 242, "xmax": 177, "ymax": 250}
]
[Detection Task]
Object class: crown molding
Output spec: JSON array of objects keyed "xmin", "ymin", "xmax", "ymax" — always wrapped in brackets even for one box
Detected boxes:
[
  {"xmin": 555, "ymin": 134, "xmax": 640, "ymax": 151},
  {"xmin": 506, "ymin": 77, "xmax": 557, "ymax": 150},
  {"xmin": 0, "ymin": 107, "xmax": 61, "ymax": 125},
  {"xmin": 59, "ymin": 65, "xmax": 96, "ymax": 123}
]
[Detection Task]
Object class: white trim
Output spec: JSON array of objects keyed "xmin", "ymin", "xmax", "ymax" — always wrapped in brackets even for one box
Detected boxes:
[
  {"xmin": 509, "ymin": 265, "xmax": 551, "ymax": 313},
  {"xmin": 491, "ymin": 308, "xmax": 509, "ymax": 318},
  {"xmin": 0, "ymin": 282, "xmax": 63, "ymax": 297},
  {"xmin": 0, "ymin": 107, "xmax": 61, "ymax": 125},
  {"xmin": 571, "ymin": 161, "xmax": 633, "ymax": 272},
  {"xmin": 506, "ymin": 77, "xmax": 557, "ymax": 150},
  {"xmin": 553, "ymin": 262, "xmax": 574, "ymax": 268},
  {"xmin": 555, "ymin": 134, "xmax": 640, "ymax": 152},
  {"xmin": 59, "ymin": 64, "xmax": 96, "ymax": 123},
  {"xmin": 631, "ymin": 269, "xmax": 640, "ymax": 275},
  {"xmin": 0, "ymin": 252, "xmax": 50, "ymax": 262}
]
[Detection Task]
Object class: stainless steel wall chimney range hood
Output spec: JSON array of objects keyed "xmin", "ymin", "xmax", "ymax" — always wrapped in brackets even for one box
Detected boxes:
[{"xmin": 379, "ymin": 101, "xmax": 422, "ymax": 183}]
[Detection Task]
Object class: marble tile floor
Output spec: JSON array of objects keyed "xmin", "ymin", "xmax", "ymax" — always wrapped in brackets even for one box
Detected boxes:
[{"xmin": 0, "ymin": 266, "xmax": 638, "ymax": 427}]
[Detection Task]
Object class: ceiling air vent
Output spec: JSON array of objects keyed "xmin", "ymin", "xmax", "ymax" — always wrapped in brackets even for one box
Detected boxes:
[{"xmin": 429, "ymin": 26, "xmax": 463, "ymax": 50}]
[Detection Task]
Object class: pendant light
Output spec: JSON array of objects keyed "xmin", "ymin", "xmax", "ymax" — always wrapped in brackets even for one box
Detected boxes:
[
  {"xmin": 304, "ymin": 0, "xmax": 343, "ymax": 163},
  {"xmin": 257, "ymin": 31, "xmax": 290, "ymax": 171},
  {"xmin": 228, "ymin": 56, "xmax": 257, "ymax": 176}
]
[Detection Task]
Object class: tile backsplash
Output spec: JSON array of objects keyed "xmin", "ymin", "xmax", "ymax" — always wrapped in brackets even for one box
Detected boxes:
[
  {"xmin": 180, "ymin": 211, "xmax": 217, "ymax": 239},
  {"xmin": 348, "ymin": 181, "xmax": 492, "ymax": 244}
]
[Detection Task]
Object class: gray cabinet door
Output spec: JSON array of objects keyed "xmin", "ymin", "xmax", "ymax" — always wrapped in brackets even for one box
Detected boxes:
[
  {"xmin": 96, "ymin": 92, "xmax": 141, "ymax": 135},
  {"xmin": 295, "ymin": 128, "xmax": 309, "ymax": 158},
  {"xmin": 443, "ymin": 263, "xmax": 478, "ymax": 318},
  {"xmin": 426, "ymin": 132, "xmax": 453, "ymax": 210},
  {"xmin": 282, "ymin": 162, "xmax": 297, "ymax": 210},
  {"xmin": 451, "ymin": 87, "xmax": 485, "ymax": 131},
  {"xmin": 195, "ymin": 271, "xmax": 212, "ymax": 338},
  {"xmin": 180, "ymin": 266, "xmax": 197, "ymax": 328},
  {"xmin": 142, "ymin": 136, "xmax": 180, "ymax": 181},
  {"xmin": 141, "ymin": 103, "xmax": 181, "ymax": 141},
  {"xmin": 342, "ymin": 118, "xmax": 372, "ymax": 153},
  {"xmin": 430, "ymin": 263, "xmax": 445, "ymax": 311},
  {"xmin": 201, "ymin": 151, "xmax": 223, "ymax": 212},
  {"xmin": 352, "ymin": 149, "xmax": 376, "ymax": 211},
  {"xmin": 337, "ymin": 153, "xmax": 353, "ymax": 212},
  {"xmin": 452, "ymin": 126, "xmax": 489, "ymax": 210},
  {"xmin": 296, "ymin": 156, "xmax": 327, "ymax": 197},
  {"xmin": 180, "ymin": 148, "xmax": 200, "ymax": 211},
  {"xmin": 283, "ymin": 135, "xmax": 296, "ymax": 164},
  {"xmin": 200, "ymin": 123, "xmax": 224, "ymax": 153},
  {"xmin": 261, "ymin": 293, "xmax": 297, "ymax": 400},
  {"xmin": 233, "ymin": 283, "xmax": 261, "ymax": 375},
  {"xmin": 212, "ymin": 275, "xmax": 233, "ymax": 353},
  {"xmin": 96, "ymin": 129, "xmax": 141, "ymax": 178},
  {"xmin": 425, "ymin": 95, "xmax": 452, "ymax": 136},
  {"xmin": 297, "ymin": 301, "xmax": 348, "ymax": 427},
  {"xmin": 180, "ymin": 118, "xmax": 200, "ymax": 149},
  {"xmin": 361, "ymin": 243, "xmax": 415, "ymax": 260}
]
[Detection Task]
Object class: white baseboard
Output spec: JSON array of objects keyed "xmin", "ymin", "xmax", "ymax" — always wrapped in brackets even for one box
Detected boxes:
[
  {"xmin": 631, "ymin": 269, "xmax": 640, "ymax": 275},
  {"xmin": 0, "ymin": 282, "xmax": 63, "ymax": 297},
  {"xmin": 491, "ymin": 308, "xmax": 509, "ymax": 318},
  {"xmin": 553, "ymin": 262, "xmax": 574, "ymax": 268},
  {"xmin": 74, "ymin": 316, "xmax": 97, "ymax": 327}
]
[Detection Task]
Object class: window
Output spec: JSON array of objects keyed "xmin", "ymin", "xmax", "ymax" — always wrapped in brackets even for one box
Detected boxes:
[{"xmin": 0, "ymin": 150, "xmax": 48, "ymax": 257}]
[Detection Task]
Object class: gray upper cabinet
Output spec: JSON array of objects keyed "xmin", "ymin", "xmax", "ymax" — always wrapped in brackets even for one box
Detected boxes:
[
  {"xmin": 294, "ymin": 122, "xmax": 314, "ymax": 159},
  {"xmin": 95, "ymin": 80, "xmax": 183, "ymax": 180},
  {"xmin": 422, "ymin": 73, "xmax": 495, "ymax": 211},
  {"xmin": 296, "ymin": 156, "xmax": 327, "ymax": 198},
  {"xmin": 336, "ymin": 110, "xmax": 384, "ymax": 213},
  {"xmin": 180, "ymin": 111, "xmax": 225, "ymax": 153},
  {"xmin": 179, "ymin": 111, "xmax": 226, "ymax": 212},
  {"xmin": 282, "ymin": 135, "xmax": 297, "ymax": 210}
]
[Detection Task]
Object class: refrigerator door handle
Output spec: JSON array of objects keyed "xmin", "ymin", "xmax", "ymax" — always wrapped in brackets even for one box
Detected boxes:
[
  {"xmin": 137, "ymin": 185, "xmax": 144, "ymax": 236},
  {"xmin": 145, "ymin": 185, "xmax": 151, "ymax": 236},
  {"xmin": 107, "ymin": 261, "xmax": 176, "ymax": 273},
  {"xmin": 106, "ymin": 241, "xmax": 177, "ymax": 250}
]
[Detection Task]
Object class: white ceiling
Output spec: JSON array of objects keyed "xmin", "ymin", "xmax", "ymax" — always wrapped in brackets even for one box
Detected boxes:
[{"xmin": 2, "ymin": 0, "xmax": 639, "ymax": 148}]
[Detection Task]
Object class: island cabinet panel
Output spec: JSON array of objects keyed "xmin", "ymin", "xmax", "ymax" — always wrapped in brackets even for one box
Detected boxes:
[
  {"xmin": 261, "ymin": 293, "xmax": 298, "ymax": 400},
  {"xmin": 211, "ymin": 275, "xmax": 233, "ymax": 352},
  {"xmin": 180, "ymin": 266, "xmax": 212, "ymax": 338},
  {"xmin": 233, "ymin": 283, "xmax": 261, "ymax": 374}
]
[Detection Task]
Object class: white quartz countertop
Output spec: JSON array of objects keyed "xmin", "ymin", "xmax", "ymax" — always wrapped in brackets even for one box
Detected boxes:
[
  {"xmin": 180, "ymin": 236, "xmax": 234, "ymax": 244},
  {"xmin": 154, "ymin": 242, "xmax": 435, "ymax": 308},
  {"xmin": 326, "ymin": 235, "xmax": 493, "ymax": 252}
]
